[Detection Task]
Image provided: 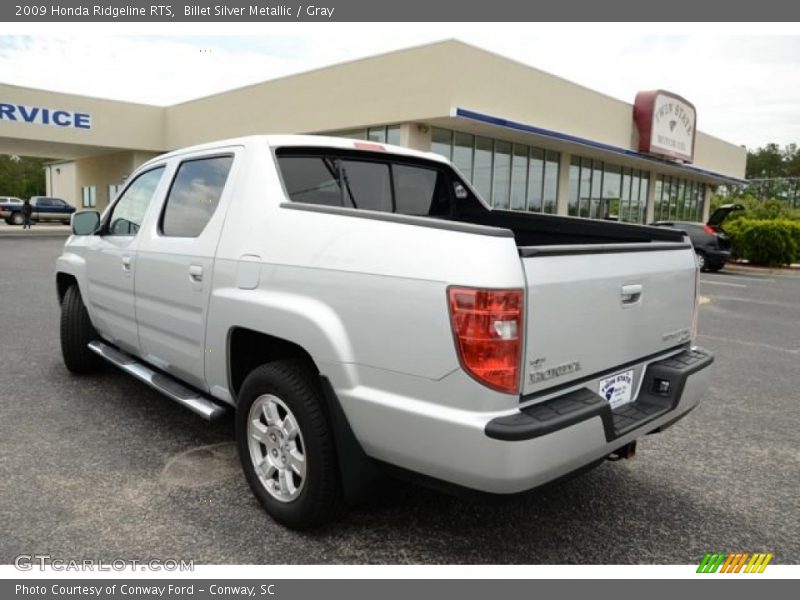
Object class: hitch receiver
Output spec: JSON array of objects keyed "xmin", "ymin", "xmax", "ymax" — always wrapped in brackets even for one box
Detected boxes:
[{"xmin": 607, "ymin": 440, "xmax": 637, "ymax": 462}]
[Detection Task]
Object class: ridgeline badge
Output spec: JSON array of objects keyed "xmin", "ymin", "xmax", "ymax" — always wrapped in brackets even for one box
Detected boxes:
[{"xmin": 528, "ymin": 360, "xmax": 581, "ymax": 384}]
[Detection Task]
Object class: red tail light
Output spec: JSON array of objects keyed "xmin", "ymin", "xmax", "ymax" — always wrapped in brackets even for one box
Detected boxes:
[
  {"xmin": 703, "ymin": 224, "xmax": 716, "ymax": 235},
  {"xmin": 448, "ymin": 287, "xmax": 523, "ymax": 394}
]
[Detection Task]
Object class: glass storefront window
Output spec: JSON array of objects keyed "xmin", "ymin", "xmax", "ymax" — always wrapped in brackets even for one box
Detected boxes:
[
  {"xmin": 569, "ymin": 154, "xmax": 651, "ymax": 223},
  {"xmin": 492, "ymin": 141, "xmax": 512, "ymax": 209},
  {"xmin": 431, "ymin": 128, "xmax": 453, "ymax": 161},
  {"xmin": 430, "ymin": 127, "xmax": 559, "ymax": 212},
  {"xmin": 568, "ymin": 156, "xmax": 580, "ymax": 216},
  {"xmin": 528, "ymin": 148, "xmax": 545, "ymax": 213},
  {"xmin": 386, "ymin": 125, "xmax": 401, "ymax": 146},
  {"xmin": 510, "ymin": 145, "xmax": 528, "ymax": 211},
  {"xmin": 590, "ymin": 161, "xmax": 603, "ymax": 219},
  {"xmin": 578, "ymin": 157, "xmax": 593, "ymax": 218},
  {"xmin": 602, "ymin": 164, "xmax": 622, "ymax": 220},
  {"xmin": 473, "ymin": 136, "xmax": 494, "ymax": 200},
  {"xmin": 654, "ymin": 175, "xmax": 705, "ymax": 222},
  {"xmin": 453, "ymin": 132, "xmax": 474, "ymax": 181},
  {"xmin": 543, "ymin": 151, "xmax": 559, "ymax": 214},
  {"xmin": 324, "ymin": 125, "xmax": 401, "ymax": 143}
]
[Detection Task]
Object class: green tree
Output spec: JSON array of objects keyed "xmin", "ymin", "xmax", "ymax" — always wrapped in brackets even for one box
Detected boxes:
[
  {"xmin": 746, "ymin": 143, "xmax": 785, "ymax": 179},
  {"xmin": 0, "ymin": 155, "xmax": 49, "ymax": 198}
]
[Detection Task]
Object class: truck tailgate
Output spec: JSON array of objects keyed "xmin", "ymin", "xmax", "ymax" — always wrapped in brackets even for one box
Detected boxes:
[{"xmin": 520, "ymin": 242, "xmax": 697, "ymax": 397}]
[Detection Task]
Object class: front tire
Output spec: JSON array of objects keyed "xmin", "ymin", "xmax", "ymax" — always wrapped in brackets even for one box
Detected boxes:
[
  {"xmin": 10, "ymin": 212, "xmax": 23, "ymax": 226},
  {"xmin": 60, "ymin": 285, "xmax": 104, "ymax": 374},
  {"xmin": 236, "ymin": 361, "xmax": 341, "ymax": 529}
]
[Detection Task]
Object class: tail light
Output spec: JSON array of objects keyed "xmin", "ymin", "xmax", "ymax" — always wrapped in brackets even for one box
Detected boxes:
[
  {"xmin": 703, "ymin": 224, "xmax": 716, "ymax": 236},
  {"xmin": 448, "ymin": 287, "xmax": 523, "ymax": 394}
]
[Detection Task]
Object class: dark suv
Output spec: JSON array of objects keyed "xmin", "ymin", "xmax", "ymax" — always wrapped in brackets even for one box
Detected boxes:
[{"xmin": 651, "ymin": 204, "xmax": 743, "ymax": 272}]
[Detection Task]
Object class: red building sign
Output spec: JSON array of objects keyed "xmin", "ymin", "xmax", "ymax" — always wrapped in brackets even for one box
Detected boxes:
[{"xmin": 634, "ymin": 90, "xmax": 696, "ymax": 163}]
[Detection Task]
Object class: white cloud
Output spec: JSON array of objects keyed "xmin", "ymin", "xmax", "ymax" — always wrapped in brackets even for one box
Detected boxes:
[{"xmin": 1, "ymin": 27, "xmax": 798, "ymax": 149}]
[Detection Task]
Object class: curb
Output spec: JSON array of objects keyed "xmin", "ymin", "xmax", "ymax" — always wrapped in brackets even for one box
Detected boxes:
[
  {"xmin": 726, "ymin": 262, "xmax": 800, "ymax": 274},
  {"xmin": 0, "ymin": 231, "xmax": 70, "ymax": 239}
]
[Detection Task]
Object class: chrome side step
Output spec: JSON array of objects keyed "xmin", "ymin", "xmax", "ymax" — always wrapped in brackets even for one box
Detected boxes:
[{"xmin": 88, "ymin": 340, "xmax": 228, "ymax": 421}]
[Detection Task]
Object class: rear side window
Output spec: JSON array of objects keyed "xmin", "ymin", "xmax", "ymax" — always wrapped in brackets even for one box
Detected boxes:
[
  {"xmin": 279, "ymin": 156, "xmax": 392, "ymax": 212},
  {"xmin": 277, "ymin": 152, "xmax": 450, "ymax": 216},
  {"xmin": 393, "ymin": 164, "xmax": 439, "ymax": 215},
  {"xmin": 161, "ymin": 156, "xmax": 233, "ymax": 237}
]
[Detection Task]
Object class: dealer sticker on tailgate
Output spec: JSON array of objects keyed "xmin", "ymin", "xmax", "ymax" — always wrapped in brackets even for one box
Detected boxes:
[{"xmin": 599, "ymin": 369, "xmax": 635, "ymax": 409}]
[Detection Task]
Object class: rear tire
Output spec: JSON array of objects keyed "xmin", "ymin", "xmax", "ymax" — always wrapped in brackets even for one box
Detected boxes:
[
  {"xmin": 236, "ymin": 360, "xmax": 342, "ymax": 529},
  {"xmin": 60, "ymin": 285, "xmax": 104, "ymax": 374},
  {"xmin": 10, "ymin": 212, "xmax": 23, "ymax": 226}
]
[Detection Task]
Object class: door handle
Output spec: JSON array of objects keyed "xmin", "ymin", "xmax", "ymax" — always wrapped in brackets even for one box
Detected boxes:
[
  {"xmin": 121, "ymin": 256, "xmax": 132, "ymax": 272},
  {"xmin": 189, "ymin": 265, "xmax": 204, "ymax": 282},
  {"xmin": 621, "ymin": 284, "xmax": 642, "ymax": 305}
]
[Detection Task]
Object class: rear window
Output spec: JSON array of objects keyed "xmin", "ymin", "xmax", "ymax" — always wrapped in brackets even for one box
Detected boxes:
[{"xmin": 276, "ymin": 150, "xmax": 452, "ymax": 217}]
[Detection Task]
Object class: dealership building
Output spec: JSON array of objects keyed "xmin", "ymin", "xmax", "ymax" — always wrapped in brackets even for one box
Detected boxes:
[{"xmin": 0, "ymin": 40, "xmax": 746, "ymax": 224}]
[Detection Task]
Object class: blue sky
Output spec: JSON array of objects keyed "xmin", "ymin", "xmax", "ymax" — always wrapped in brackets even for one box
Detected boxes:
[{"xmin": 1, "ymin": 31, "xmax": 798, "ymax": 149}]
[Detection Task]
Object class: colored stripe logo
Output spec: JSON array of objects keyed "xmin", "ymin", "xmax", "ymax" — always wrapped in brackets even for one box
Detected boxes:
[{"xmin": 697, "ymin": 552, "xmax": 774, "ymax": 573}]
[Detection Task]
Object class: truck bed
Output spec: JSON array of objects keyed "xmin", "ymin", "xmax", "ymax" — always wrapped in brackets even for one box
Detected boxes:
[{"xmin": 451, "ymin": 205, "xmax": 685, "ymax": 248}]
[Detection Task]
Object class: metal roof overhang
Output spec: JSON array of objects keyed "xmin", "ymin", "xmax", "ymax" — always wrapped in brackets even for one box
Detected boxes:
[{"xmin": 425, "ymin": 108, "xmax": 746, "ymax": 186}]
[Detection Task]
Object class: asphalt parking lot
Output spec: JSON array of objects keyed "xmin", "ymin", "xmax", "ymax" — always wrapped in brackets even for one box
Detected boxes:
[{"xmin": 1, "ymin": 234, "xmax": 798, "ymax": 565}]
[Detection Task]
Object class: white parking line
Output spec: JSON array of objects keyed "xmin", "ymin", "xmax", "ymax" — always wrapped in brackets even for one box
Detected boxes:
[
  {"xmin": 699, "ymin": 334, "xmax": 800, "ymax": 355},
  {"xmin": 700, "ymin": 280, "xmax": 747, "ymax": 288},
  {"xmin": 713, "ymin": 274, "xmax": 775, "ymax": 282}
]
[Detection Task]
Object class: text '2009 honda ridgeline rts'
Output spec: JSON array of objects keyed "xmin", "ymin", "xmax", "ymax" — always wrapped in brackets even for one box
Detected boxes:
[{"xmin": 56, "ymin": 135, "xmax": 713, "ymax": 528}]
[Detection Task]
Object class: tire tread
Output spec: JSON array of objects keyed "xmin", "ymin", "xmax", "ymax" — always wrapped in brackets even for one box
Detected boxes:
[{"xmin": 60, "ymin": 285, "xmax": 103, "ymax": 374}]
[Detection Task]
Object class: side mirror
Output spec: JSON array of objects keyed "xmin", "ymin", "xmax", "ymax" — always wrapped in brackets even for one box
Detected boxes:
[{"xmin": 71, "ymin": 210, "xmax": 101, "ymax": 235}]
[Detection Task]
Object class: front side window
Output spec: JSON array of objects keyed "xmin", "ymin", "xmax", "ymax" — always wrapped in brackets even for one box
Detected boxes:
[
  {"xmin": 161, "ymin": 156, "xmax": 233, "ymax": 237},
  {"xmin": 107, "ymin": 167, "xmax": 165, "ymax": 236}
]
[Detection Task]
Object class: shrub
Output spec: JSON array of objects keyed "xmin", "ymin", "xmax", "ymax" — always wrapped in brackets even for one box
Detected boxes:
[{"xmin": 725, "ymin": 219, "xmax": 800, "ymax": 266}]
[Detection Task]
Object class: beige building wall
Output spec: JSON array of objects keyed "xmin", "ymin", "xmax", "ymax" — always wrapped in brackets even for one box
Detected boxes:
[
  {"xmin": 164, "ymin": 40, "xmax": 746, "ymax": 180},
  {"xmin": 0, "ymin": 83, "xmax": 166, "ymax": 159},
  {"xmin": 45, "ymin": 162, "xmax": 76, "ymax": 205},
  {"xmin": 74, "ymin": 151, "xmax": 159, "ymax": 210},
  {"xmin": 164, "ymin": 43, "xmax": 460, "ymax": 147}
]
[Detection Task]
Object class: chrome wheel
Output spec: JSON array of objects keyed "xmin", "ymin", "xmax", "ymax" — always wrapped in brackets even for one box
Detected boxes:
[
  {"xmin": 696, "ymin": 252, "xmax": 706, "ymax": 271},
  {"xmin": 247, "ymin": 394, "xmax": 307, "ymax": 502}
]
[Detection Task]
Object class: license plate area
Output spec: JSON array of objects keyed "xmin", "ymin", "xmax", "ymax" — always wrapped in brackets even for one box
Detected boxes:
[{"xmin": 599, "ymin": 369, "xmax": 635, "ymax": 409}]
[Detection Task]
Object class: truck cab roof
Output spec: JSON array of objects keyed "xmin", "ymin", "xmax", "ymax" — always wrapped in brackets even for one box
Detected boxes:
[{"xmin": 139, "ymin": 134, "xmax": 449, "ymax": 170}]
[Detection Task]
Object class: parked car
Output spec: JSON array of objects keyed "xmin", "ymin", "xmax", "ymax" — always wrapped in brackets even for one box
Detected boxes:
[
  {"xmin": 0, "ymin": 196, "xmax": 24, "ymax": 222},
  {"xmin": 56, "ymin": 135, "xmax": 712, "ymax": 528},
  {"xmin": 3, "ymin": 195, "xmax": 75, "ymax": 225},
  {"xmin": 28, "ymin": 196, "xmax": 76, "ymax": 225},
  {"xmin": 651, "ymin": 204, "xmax": 744, "ymax": 271}
]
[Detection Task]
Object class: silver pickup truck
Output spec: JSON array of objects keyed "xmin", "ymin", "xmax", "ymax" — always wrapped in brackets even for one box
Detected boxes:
[{"xmin": 56, "ymin": 135, "xmax": 713, "ymax": 528}]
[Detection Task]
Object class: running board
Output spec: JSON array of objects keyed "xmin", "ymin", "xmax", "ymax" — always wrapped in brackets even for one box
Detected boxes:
[{"xmin": 87, "ymin": 340, "xmax": 228, "ymax": 421}]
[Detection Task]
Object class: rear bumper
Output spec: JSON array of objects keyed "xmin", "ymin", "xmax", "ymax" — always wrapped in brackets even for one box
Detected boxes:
[
  {"xmin": 486, "ymin": 347, "xmax": 713, "ymax": 442},
  {"xmin": 340, "ymin": 346, "xmax": 713, "ymax": 494},
  {"xmin": 705, "ymin": 248, "xmax": 731, "ymax": 265}
]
